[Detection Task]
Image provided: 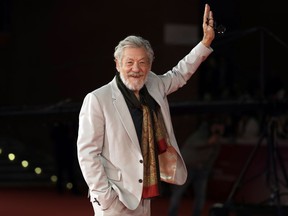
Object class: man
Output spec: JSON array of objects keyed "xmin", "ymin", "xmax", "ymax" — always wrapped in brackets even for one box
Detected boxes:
[{"xmin": 77, "ymin": 4, "xmax": 215, "ymax": 216}]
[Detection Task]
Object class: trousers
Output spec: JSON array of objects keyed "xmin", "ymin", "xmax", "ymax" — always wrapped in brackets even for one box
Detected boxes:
[{"xmin": 92, "ymin": 198, "xmax": 151, "ymax": 216}]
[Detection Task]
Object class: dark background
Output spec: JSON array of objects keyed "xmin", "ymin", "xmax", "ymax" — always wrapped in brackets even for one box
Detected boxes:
[
  {"xmin": 1, "ymin": 0, "xmax": 287, "ymax": 106},
  {"xmin": 0, "ymin": 0, "xmax": 288, "ymax": 202}
]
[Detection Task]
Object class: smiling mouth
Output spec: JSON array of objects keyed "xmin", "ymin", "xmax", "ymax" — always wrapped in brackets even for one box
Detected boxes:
[
  {"xmin": 128, "ymin": 71, "xmax": 144, "ymax": 78},
  {"xmin": 129, "ymin": 74, "xmax": 142, "ymax": 78},
  {"xmin": 130, "ymin": 76, "xmax": 141, "ymax": 79}
]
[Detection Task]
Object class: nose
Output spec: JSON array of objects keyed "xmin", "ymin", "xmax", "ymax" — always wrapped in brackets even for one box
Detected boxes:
[{"xmin": 132, "ymin": 62, "xmax": 140, "ymax": 71}]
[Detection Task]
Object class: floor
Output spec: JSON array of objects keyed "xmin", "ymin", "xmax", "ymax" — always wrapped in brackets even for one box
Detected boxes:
[{"xmin": 0, "ymin": 187, "xmax": 217, "ymax": 216}]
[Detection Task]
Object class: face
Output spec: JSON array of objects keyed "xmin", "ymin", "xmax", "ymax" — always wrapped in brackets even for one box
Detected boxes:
[{"xmin": 116, "ymin": 47, "xmax": 151, "ymax": 92}]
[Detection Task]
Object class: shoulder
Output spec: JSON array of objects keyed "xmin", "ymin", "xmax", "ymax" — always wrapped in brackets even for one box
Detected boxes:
[
  {"xmin": 80, "ymin": 82, "xmax": 113, "ymax": 106},
  {"xmin": 88, "ymin": 79, "xmax": 115, "ymax": 98},
  {"xmin": 80, "ymin": 82, "xmax": 114, "ymax": 110},
  {"xmin": 91, "ymin": 83, "xmax": 111, "ymax": 95},
  {"xmin": 146, "ymin": 72, "xmax": 163, "ymax": 86}
]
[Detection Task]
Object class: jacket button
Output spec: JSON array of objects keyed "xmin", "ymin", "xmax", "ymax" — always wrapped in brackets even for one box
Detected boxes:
[
  {"xmin": 138, "ymin": 179, "xmax": 143, "ymax": 183},
  {"xmin": 139, "ymin": 160, "xmax": 143, "ymax": 163}
]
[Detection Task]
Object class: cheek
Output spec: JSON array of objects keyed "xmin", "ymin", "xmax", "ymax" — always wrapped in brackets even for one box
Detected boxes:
[
  {"xmin": 120, "ymin": 70, "xmax": 129, "ymax": 79},
  {"xmin": 146, "ymin": 66, "xmax": 151, "ymax": 73},
  {"xmin": 117, "ymin": 64, "xmax": 128, "ymax": 73}
]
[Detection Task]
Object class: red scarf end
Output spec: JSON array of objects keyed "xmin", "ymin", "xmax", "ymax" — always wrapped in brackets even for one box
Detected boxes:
[
  {"xmin": 142, "ymin": 184, "xmax": 160, "ymax": 199},
  {"xmin": 158, "ymin": 138, "xmax": 168, "ymax": 154}
]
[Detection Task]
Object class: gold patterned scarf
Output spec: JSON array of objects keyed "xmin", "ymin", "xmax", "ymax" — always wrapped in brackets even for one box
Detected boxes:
[
  {"xmin": 116, "ymin": 73, "xmax": 168, "ymax": 198},
  {"xmin": 141, "ymin": 105, "xmax": 169, "ymax": 198}
]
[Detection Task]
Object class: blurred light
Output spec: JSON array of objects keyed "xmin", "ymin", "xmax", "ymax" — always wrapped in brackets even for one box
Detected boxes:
[
  {"xmin": 0, "ymin": 148, "xmax": 2, "ymax": 154},
  {"xmin": 21, "ymin": 160, "xmax": 29, "ymax": 168},
  {"xmin": 34, "ymin": 167, "xmax": 42, "ymax": 174},
  {"xmin": 50, "ymin": 175, "xmax": 58, "ymax": 183},
  {"xmin": 8, "ymin": 153, "xmax": 15, "ymax": 161},
  {"xmin": 66, "ymin": 182, "xmax": 73, "ymax": 190}
]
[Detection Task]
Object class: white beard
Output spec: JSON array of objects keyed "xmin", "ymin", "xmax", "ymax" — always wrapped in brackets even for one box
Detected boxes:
[{"xmin": 119, "ymin": 72, "xmax": 147, "ymax": 91}]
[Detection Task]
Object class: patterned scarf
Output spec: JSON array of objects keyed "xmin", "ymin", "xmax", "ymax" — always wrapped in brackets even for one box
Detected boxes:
[{"xmin": 116, "ymin": 73, "xmax": 168, "ymax": 198}]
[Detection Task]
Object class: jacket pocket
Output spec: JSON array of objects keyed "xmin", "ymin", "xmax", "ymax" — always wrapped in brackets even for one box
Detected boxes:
[{"xmin": 105, "ymin": 167, "xmax": 122, "ymax": 181}]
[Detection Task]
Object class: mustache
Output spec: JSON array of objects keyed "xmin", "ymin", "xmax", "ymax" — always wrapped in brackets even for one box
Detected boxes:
[{"xmin": 127, "ymin": 72, "xmax": 144, "ymax": 76}]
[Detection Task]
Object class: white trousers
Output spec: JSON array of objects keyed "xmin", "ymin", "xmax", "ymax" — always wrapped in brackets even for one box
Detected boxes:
[{"xmin": 92, "ymin": 198, "xmax": 151, "ymax": 216}]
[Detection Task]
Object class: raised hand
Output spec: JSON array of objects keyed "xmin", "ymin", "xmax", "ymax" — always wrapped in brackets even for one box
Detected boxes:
[{"xmin": 201, "ymin": 4, "xmax": 215, "ymax": 47}]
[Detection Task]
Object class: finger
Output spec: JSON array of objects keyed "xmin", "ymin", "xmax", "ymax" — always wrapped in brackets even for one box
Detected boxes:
[
  {"xmin": 209, "ymin": 11, "xmax": 214, "ymax": 21},
  {"xmin": 203, "ymin": 4, "xmax": 210, "ymax": 24},
  {"xmin": 208, "ymin": 11, "xmax": 214, "ymax": 27}
]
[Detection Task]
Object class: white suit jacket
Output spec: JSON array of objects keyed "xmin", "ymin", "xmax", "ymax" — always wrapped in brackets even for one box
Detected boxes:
[{"xmin": 77, "ymin": 42, "xmax": 213, "ymax": 210}]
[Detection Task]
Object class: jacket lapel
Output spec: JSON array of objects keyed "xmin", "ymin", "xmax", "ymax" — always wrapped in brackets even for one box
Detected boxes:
[
  {"xmin": 111, "ymin": 77, "xmax": 141, "ymax": 151},
  {"xmin": 145, "ymin": 74, "xmax": 170, "ymax": 128}
]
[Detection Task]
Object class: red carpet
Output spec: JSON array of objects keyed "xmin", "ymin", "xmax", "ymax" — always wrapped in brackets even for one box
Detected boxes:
[
  {"xmin": 0, "ymin": 187, "xmax": 92, "ymax": 216},
  {"xmin": 0, "ymin": 187, "xmax": 215, "ymax": 216}
]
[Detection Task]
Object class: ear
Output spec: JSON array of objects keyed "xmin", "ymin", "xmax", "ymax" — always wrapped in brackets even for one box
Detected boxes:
[{"xmin": 115, "ymin": 59, "xmax": 120, "ymax": 72}]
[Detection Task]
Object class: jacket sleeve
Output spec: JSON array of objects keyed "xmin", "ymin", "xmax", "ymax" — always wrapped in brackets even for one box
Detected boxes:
[
  {"xmin": 159, "ymin": 42, "xmax": 213, "ymax": 95},
  {"xmin": 77, "ymin": 92, "xmax": 117, "ymax": 210}
]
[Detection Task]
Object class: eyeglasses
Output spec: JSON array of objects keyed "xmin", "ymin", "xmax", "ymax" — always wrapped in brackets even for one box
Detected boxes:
[
  {"xmin": 207, "ymin": 19, "xmax": 226, "ymax": 35},
  {"xmin": 214, "ymin": 21, "xmax": 226, "ymax": 35}
]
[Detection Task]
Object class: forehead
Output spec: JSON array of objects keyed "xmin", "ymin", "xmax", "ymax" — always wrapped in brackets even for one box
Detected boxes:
[{"xmin": 122, "ymin": 47, "xmax": 148, "ymax": 60}]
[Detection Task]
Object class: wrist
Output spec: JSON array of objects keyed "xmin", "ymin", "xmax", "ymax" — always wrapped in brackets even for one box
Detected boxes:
[{"xmin": 201, "ymin": 38, "xmax": 212, "ymax": 48}]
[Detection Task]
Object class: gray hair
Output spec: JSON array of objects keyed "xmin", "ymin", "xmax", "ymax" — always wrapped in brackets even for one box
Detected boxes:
[{"xmin": 114, "ymin": 35, "xmax": 154, "ymax": 64}]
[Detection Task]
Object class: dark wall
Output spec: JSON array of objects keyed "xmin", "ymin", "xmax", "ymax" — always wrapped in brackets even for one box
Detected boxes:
[
  {"xmin": 0, "ymin": 0, "xmax": 201, "ymax": 106},
  {"xmin": 1, "ymin": 0, "xmax": 287, "ymax": 107}
]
